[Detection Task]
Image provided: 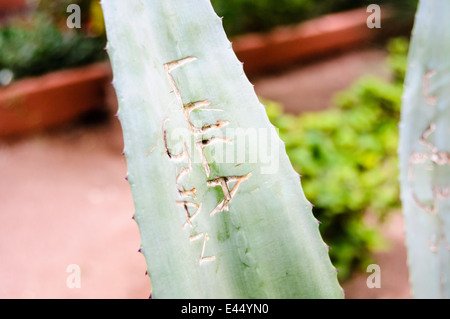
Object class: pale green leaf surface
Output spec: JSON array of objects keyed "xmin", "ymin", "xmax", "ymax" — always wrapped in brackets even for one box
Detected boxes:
[{"xmin": 102, "ymin": 0, "xmax": 343, "ymax": 298}]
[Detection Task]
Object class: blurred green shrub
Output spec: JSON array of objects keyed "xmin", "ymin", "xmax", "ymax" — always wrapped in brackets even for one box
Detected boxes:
[
  {"xmin": 211, "ymin": 0, "xmax": 418, "ymax": 37},
  {"xmin": 266, "ymin": 37, "xmax": 409, "ymax": 279},
  {"xmin": 37, "ymin": 0, "xmax": 105, "ymax": 36},
  {"xmin": 0, "ymin": 7, "xmax": 105, "ymax": 85}
]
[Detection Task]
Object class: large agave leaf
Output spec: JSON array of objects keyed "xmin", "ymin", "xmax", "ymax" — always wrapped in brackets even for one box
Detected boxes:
[
  {"xmin": 399, "ymin": 0, "xmax": 450, "ymax": 298},
  {"xmin": 102, "ymin": 0, "xmax": 343, "ymax": 298}
]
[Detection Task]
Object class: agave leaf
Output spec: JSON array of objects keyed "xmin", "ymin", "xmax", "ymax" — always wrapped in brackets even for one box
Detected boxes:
[
  {"xmin": 399, "ymin": 0, "xmax": 450, "ymax": 298},
  {"xmin": 102, "ymin": 0, "xmax": 342, "ymax": 298}
]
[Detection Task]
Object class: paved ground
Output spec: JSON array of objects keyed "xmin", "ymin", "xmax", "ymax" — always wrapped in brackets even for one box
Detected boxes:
[
  {"xmin": 343, "ymin": 212, "xmax": 411, "ymax": 299},
  {"xmin": 0, "ymin": 47, "xmax": 411, "ymax": 299},
  {"xmin": 0, "ymin": 119, "xmax": 150, "ymax": 298}
]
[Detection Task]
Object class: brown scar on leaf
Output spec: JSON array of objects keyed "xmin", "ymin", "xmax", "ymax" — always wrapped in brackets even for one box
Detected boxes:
[
  {"xmin": 175, "ymin": 141, "xmax": 197, "ymax": 200},
  {"xmin": 189, "ymin": 233, "xmax": 204, "ymax": 242},
  {"xmin": 189, "ymin": 232, "xmax": 216, "ymax": 265},
  {"xmin": 409, "ymin": 151, "xmax": 429, "ymax": 164},
  {"xmin": 164, "ymin": 56, "xmax": 197, "ymax": 73},
  {"xmin": 207, "ymin": 173, "xmax": 252, "ymax": 216},
  {"xmin": 199, "ymin": 233, "xmax": 216, "ymax": 265},
  {"xmin": 164, "ymin": 57, "xmax": 228, "ymax": 136},
  {"xmin": 408, "ymin": 152, "xmax": 429, "ymax": 180},
  {"xmin": 417, "ymin": 123, "xmax": 450, "ymax": 165},
  {"xmin": 409, "ymin": 185, "xmax": 438, "ymax": 214},
  {"xmin": 146, "ymin": 117, "xmax": 182, "ymax": 157},
  {"xmin": 430, "ymin": 151, "xmax": 450, "ymax": 166},
  {"xmin": 196, "ymin": 137, "xmax": 232, "ymax": 177},
  {"xmin": 164, "ymin": 56, "xmax": 197, "ymax": 108},
  {"xmin": 146, "ymin": 118, "xmax": 167, "ymax": 157},
  {"xmin": 178, "ymin": 187, "xmax": 197, "ymax": 199},
  {"xmin": 184, "ymin": 100, "xmax": 211, "ymax": 113},
  {"xmin": 183, "ymin": 100, "xmax": 229, "ymax": 134},
  {"xmin": 428, "ymin": 234, "xmax": 439, "ymax": 253},
  {"xmin": 419, "ymin": 123, "xmax": 438, "ymax": 153},
  {"xmin": 435, "ymin": 186, "xmax": 450, "ymax": 200},
  {"xmin": 423, "ymin": 70, "xmax": 437, "ymax": 105},
  {"xmin": 162, "ymin": 118, "xmax": 185, "ymax": 161},
  {"xmin": 428, "ymin": 232, "xmax": 450, "ymax": 253},
  {"xmin": 146, "ymin": 129, "xmax": 161, "ymax": 157},
  {"xmin": 408, "ymin": 123, "xmax": 450, "ymax": 214},
  {"xmin": 198, "ymin": 120, "xmax": 229, "ymax": 133},
  {"xmin": 176, "ymin": 201, "xmax": 202, "ymax": 229}
]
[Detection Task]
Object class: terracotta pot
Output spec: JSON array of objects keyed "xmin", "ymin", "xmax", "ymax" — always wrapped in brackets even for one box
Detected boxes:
[
  {"xmin": 0, "ymin": 0, "xmax": 27, "ymax": 15},
  {"xmin": 232, "ymin": 6, "xmax": 395, "ymax": 76},
  {"xmin": 0, "ymin": 62, "xmax": 112, "ymax": 139}
]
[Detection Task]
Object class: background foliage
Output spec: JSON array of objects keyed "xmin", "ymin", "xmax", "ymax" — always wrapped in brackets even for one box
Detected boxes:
[
  {"xmin": 0, "ymin": 0, "xmax": 105, "ymax": 84},
  {"xmin": 266, "ymin": 38, "xmax": 409, "ymax": 279},
  {"xmin": 0, "ymin": 13, "xmax": 105, "ymax": 82},
  {"xmin": 1, "ymin": 0, "xmax": 412, "ymax": 280},
  {"xmin": 1, "ymin": 0, "xmax": 416, "ymax": 84}
]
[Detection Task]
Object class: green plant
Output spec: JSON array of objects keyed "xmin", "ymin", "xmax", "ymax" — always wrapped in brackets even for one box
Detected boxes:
[
  {"xmin": 0, "ymin": 12, "xmax": 105, "ymax": 84},
  {"xmin": 102, "ymin": 0, "xmax": 343, "ymax": 298},
  {"xmin": 266, "ymin": 37, "xmax": 409, "ymax": 280},
  {"xmin": 399, "ymin": 0, "xmax": 450, "ymax": 299}
]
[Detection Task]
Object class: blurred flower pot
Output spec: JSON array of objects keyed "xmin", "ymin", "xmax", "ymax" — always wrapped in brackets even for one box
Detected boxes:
[
  {"xmin": 0, "ymin": 0, "xmax": 27, "ymax": 19},
  {"xmin": 0, "ymin": 62, "xmax": 111, "ymax": 139},
  {"xmin": 0, "ymin": 0, "xmax": 26, "ymax": 12},
  {"xmin": 233, "ymin": 6, "xmax": 395, "ymax": 76}
]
